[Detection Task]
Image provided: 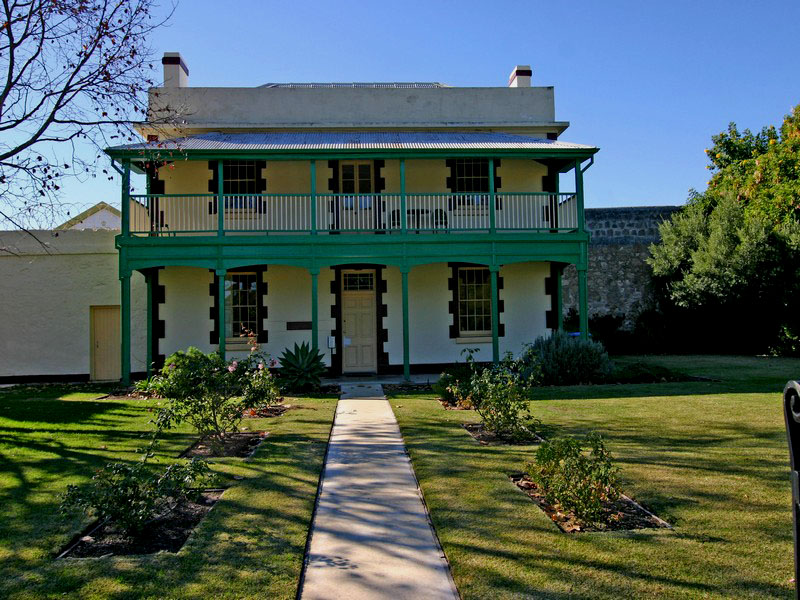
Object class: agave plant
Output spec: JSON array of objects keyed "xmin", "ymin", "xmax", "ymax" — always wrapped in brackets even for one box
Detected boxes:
[{"xmin": 278, "ymin": 342, "xmax": 327, "ymax": 392}]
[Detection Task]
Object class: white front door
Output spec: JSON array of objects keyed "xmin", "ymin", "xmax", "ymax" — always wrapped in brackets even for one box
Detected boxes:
[{"xmin": 341, "ymin": 270, "xmax": 377, "ymax": 373}]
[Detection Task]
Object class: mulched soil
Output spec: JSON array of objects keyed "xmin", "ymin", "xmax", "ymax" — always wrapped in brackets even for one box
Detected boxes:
[
  {"xmin": 509, "ymin": 474, "xmax": 671, "ymax": 533},
  {"xmin": 383, "ymin": 383, "xmax": 434, "ymax": 394},
  {"xmin": 180, "ymin": 431, "xmax": 267, "ymax": 458},
  {"xmin": 58, "ymin": 490, "xmax": 224, "ymax": 558},
  {"xmin": 463, "ymin": 422, "xmax": 543, "ymax": 445},
  {"xmin": 242, "ymin": 403, "xmax": 290, "ymax": 418},
  {"xmin": 437, "ymin": 398, "xmax": 472, "ymax": 410}
]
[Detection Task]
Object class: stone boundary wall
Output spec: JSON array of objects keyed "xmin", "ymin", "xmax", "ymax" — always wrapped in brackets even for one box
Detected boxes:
[{"xmin": 562, "ymin": 205, "xmax": 682, "ymax": 328}]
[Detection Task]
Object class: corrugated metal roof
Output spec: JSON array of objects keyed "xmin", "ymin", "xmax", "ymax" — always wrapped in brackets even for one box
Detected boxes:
[
  {"xmin": 112, "ymin": 132, "xmax": 596, "ymax": 152},
  {"xmin": 258, "ymin": 82, "xmax": 449, "ymax": 89}
]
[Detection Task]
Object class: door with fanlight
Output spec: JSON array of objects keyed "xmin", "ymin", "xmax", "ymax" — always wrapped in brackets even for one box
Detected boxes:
[
  {"xmin": 337, "ymin": 161, "xmax": 374, "ymax": 231},
  {"xmin": 341, "ymin": 270, "xmax": 377, "ymax": 373}
]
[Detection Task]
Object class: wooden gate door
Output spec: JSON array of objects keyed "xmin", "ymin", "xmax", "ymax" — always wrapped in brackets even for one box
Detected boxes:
[{"xmin": 90, "ymin": 305, "xmax": 121, "ymax": 381}]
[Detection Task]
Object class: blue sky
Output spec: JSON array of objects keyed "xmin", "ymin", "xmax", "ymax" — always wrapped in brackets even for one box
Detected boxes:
[{"xmin": 59, "ymin": 0, "xmax": 800, "ymax": 220}]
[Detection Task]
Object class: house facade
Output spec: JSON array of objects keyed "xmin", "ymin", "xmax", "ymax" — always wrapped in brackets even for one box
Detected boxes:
[{"xmin": 108, "ymin": 55, "xmax": 596, "ymax": 384}]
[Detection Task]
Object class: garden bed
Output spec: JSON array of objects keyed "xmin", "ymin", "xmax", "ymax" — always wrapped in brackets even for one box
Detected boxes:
[
  {"xmin": 57, "ymin": 489, "xmax": 224, "ymax": 558},
  {"xmin": 383, "ymin": 382, "xmax": 434, "ymax": 395},
  {"xmin": 242, "ymin": 404, "xmax": 290, "ymax": 418},
  {"xmin": 463, "ymin": 423, "xmax": 543, "ymax": 445},
  {"xmin": 509, "ymin": 473, "xmax": 670, "ymax": 533},
  {"xmin": 180, "ymin": 431, "xmax": 267, "ymax": 458},
  {"xmin": 437, "ymin": 398, "xmax": 472, "ymax": 410}
]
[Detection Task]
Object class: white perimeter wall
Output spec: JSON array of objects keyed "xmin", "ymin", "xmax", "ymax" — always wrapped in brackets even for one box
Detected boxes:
[{"xmin": 0, "ymin": 230, "xmax": 146, "ymax": 377}]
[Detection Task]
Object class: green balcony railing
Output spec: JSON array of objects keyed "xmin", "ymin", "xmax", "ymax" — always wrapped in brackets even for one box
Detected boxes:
[{"xmin": 126, "ymin": 192, "xmax": 579, "ymax": 237}]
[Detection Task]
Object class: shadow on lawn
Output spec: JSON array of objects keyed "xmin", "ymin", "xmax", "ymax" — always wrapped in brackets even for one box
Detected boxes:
[
  {"xmin": 0, "ymin": 396, "xmax": 132, "ymax": 424},
  {"xmin": 529, "ymin": 378, "xmax": 787, "ymax": 402},
  {"xmin": 0, "ymin": 406, "xmax": 334, "ymax": 600},
  {"xmin": 397, "ymin": 410, "xmax": 793, "ymax": 599}
]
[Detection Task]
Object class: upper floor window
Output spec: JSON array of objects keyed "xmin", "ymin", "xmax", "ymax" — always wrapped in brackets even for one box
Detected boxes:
[
  {"xmin": 452, "ymin": 158, "xmax": 490, "ymax": 193},
  {"xmin": 340, "ymin": 161, "xmax": 373, "ymax": 195},
  {"xmin": 223, "ymin": 160, "xmax": 260, "ymax": 195}
]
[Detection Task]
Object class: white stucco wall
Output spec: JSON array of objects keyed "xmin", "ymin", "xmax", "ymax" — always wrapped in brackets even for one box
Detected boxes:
[
  {"xmin": 159, "ymin": 266, "xmax": 215, "ymax": 358},
  {"xmin": 399, "ymin": 262, "xmax": 550, "ymax": 366},
  {"xmin": 159, "ymin": 265, "xmax": 335, "ymax": 367},
  {"xmin": 499, "ymin": 262, "xmax": 551, "ymax": 355},
  {"xmin": 152, "ymin": 261, "xmax": 551, "ymax": 371},
  {"xmin": 148, "ymin": 86, "xmax": 564, "ymax": 134},
  {"xmin": 0, "ymin": 230, "xmax": 146, "ymax": 378}
]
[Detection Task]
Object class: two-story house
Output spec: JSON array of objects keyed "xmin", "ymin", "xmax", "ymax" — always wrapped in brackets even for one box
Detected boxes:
[{"xmin": 107, "ymin": 54, "xmax": 596, "ymax": 384}]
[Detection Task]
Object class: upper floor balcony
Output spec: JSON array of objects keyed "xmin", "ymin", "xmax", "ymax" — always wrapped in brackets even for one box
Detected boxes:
[
  {"xmin": 109, "ymin": 132, "xmax": 597, "ymax": 243},
  {"xmin": 128, "ymin": 191, "xmax": 580, "ymax": 236}
]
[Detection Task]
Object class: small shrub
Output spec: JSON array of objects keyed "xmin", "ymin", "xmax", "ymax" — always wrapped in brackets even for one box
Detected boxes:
[
  {"xmin": 526, "ymin": 331, "xmax": 612, "ymax": 386},
  {"xmin": 472, "ymin": 368, "xmax": 539, "ymax": 441},
  {"xmin": 432, "ymin": 363, "xmax": 473, "ymax": 406},
  {"xmin": 500, "ymin": 349, "xmax": 542, "ymax": 389},
  {"xmin": 144, "ymin": 347, "xmax": 275, "ymax": 454},
  {"xmin": 440, "ymin": 348, "xmax": 484, "ymax": 408},
  {"xmin": 278, "ymin": 342, "xmax": 326, "ymax": 392},
  {"xmin": 526, "ymin": 432, "xmax": 619, "ymax": 525},
  {"xmin": 60, "ymin": 458, "xmax": 211, "ymax": 539},
  {"xmin": 242, "ymin": 360, "xmax": 282, "ymax": 410}
]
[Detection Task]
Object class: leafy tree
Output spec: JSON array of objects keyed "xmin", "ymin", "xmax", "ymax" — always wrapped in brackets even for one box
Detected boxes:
[
  {"xmin": 647, "ymin": 104, "xmax": 800, "ymax": 354},
  {"xmin": 0, "ymin": 0, "xmax": 175, "ymax": 231},
  {"xmin": 702, "ymin": 105, "xmax": 800, "ymax": 225}
]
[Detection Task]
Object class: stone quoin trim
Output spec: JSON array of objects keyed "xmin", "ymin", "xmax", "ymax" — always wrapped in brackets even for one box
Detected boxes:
[
  {"xmin": 327, "ymin": 160, "xmax": 340, "ymax": 230},
  {"xmin": 374, "ymin": 159, "xmax": 386, "ymax": 230},
  {"xmin": 542, "ymin": 162, "xmax": 560, "ymax": 229},
  {"xmin": 148, "ymin": 267, "xmax": 166, "ymax": 369},
  {"xmin": 544, "ymin": 263, "xmax": 563, "ymax": 330},
  {"xmin": 145, "ymin": 162, "xmax": 166, "ymax": 230},
  {"xmin": 329, "ymin": 264, "xmax": 388, "ymax": 374}
]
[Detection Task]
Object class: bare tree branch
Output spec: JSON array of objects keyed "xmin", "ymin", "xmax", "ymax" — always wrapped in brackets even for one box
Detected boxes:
[{"xmin": 0, "ymin": 0, "xmax": 178, "ymax": 230}]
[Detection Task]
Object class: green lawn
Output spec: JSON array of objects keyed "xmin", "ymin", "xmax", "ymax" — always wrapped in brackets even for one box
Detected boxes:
[
  {"xmin": 0, "ymin": 384, "xmax": 336, "ymax": 600},
  {"xmin": 390, "ymin": 355, "xmax": 799, "ymax": 599}
]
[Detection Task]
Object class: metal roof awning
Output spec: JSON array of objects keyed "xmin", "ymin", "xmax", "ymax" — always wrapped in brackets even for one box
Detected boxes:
[{"xmin": 107, "ymin": 131, "xmax": 598, "ymax": 160}]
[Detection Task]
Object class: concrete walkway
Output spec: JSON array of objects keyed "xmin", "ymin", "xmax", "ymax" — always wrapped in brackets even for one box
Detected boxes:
[{"xmin": 300, "ymin": 383, "xmax": 459, "ymax": 600}]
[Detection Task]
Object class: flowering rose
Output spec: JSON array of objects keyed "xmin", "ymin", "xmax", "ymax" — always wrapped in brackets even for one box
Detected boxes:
[{"xmin": 258, "ymin": 362, "xmax": 264, "ymax": 370}]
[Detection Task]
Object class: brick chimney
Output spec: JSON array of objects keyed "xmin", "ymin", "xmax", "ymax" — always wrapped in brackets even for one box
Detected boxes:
[
  {"xmin": 508, "ymin": 65, "xmax": 532, "ymax": 88},
  {"xmin": 162, "ymin": 52, "xmax": 189, "ymax": 87}
]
